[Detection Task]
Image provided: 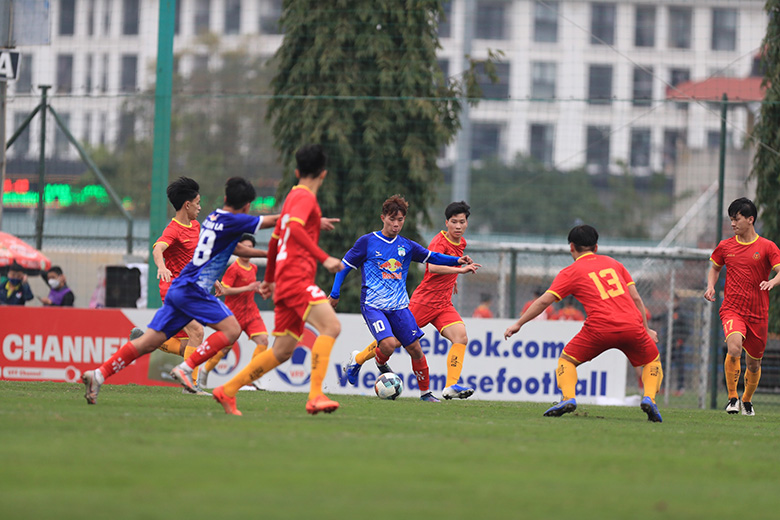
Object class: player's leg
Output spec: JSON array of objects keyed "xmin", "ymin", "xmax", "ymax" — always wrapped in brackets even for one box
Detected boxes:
[
  {"xmin": 171, "ymin": 315, "xmax": 241, "ymax": 393},
  {"xmin": 303, "ymin": 301, "xmax": 342, "ymax": 413},
  {"xmin": 157, "ymin": 336, "xmax": 184, "ymax": 356},
  {"xmin": 740, "ymin": 323, "xmax": 767, "ymax": 416},
  {"xmin": 724, "ymin": 332, "xmax": 744, "ymax": 414},
  {"xmin": 439, "ymin": 321, "xmax": 474, "ymax": 399},
  {"xmin": 543, "ymin": 352, "xmax": 580, "ymax": 416},
  {"xmin": 403, "ymin": 340, "xmax": 438, "ymax": 402},
  {"xmin": 247, "ymin": 334, "xmax": 270, "ymax": 390}
]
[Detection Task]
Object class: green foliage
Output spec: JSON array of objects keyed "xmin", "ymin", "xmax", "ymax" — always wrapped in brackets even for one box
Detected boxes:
[{"xmin": 752, "ymin": 0, "xmax": 780, "ymax": 332}]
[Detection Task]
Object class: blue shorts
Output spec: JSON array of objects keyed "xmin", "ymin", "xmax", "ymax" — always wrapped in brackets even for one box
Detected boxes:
[
  {"xmin": 361, "ymin": 305, "xmax": 424, "ymax": 348},
  {"xmin": 148, "ymin": 282, "xmax": 233, "ymax": 338}
]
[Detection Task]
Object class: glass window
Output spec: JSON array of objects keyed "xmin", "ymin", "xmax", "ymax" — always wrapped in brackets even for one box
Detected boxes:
[
  {"xmin": 476, "ymin": 62, "xmax": 510, "ymax": 100},
  {"xmin": 175, "ymin": 0, "xmax": 181, "ymax": 34},
  {"xmin": 591, "ymin": 3, "xmax": 616, "ymax": 45},
  {"xmin": 663, "ymin": 129, "xmax": 684, "ymax": 169},
  {"xmin": 123, "ymin": 0, "xmax": 140, "ymax": 35},
  {"xmin": 225, "ymin": 0, "xmax": 242, "ymax": 34},
  {"xmin": 101, "ymin": 54, "xmax": 109, "ymax": 93},
  {"xmin": 12, "ymin": 112, "xmax": 31, "ymax": 156},
  {"xmin": 630, "ymin": 128, "xmax": 651, "ymax": 167},
  {"xmin": 118, "ymin": 111, "xmax": 136, "ymax": 146},
  {"xmin": 85, "ymin": 54, "xmax": 94, "ymax": 93},
  {"xmin": 54, "ymin": 112, "xmax": 71, "ymax": 157},
  {"xmin": 260, "ymin": 0, "xmax": 282, "ymax": 35},
  {"xmin": 588, "ymin": 65, "xmax": 612, "ymax": 105},
  {"xmin": 476, "ymin": 1, "xmax": 507, "ymax": 40},
  {"xmin": 195, "ymin": 0, "xmax": 211, "ymax": 34},
  {"xmin": 669, "ymin": 68, "xmax": 690, "ymax": 88},
  {"xmin": 712, "ymin": 9, "xmax": 737, "ymax": 51},
  {"xmin": 83, "ymin": 113, "xmax": 93, "ymax": 145},
  {"xmin": 668, "ymin": 7, "xmax": 692, "ymax": 49},
  {"xmin": 121, "ymin": 55, "xmax": 138, "ymax": 92},
  {"xmin": 471, "ymin": 123, "xmax": 502, "ymax": 161},
  {"xmin": 439, "ymin": 1, "xmax": 452, "ymax": 39},
  {"xmin": 436, "ymin": 59, "xmax": 450, "ymax": 87},
  {"xmin": 57, "ymin": 54, "xmax": 74, "ymax": 94},
  {"xmin": 16, "ymin": 55, "xmax": 32, "ymax": 93},
  {"xmin": 59, "ymin": 0, "xmax": 76, "ymax": 36},
  {"xmin": 531, "ymin": 62, "xmax": 556, "ymax": 101},
  {"xmin": 87, "ymin": 0, "xmax": 96, "ymax": 36},
  {"xmin": 632, "ymin": 66, "xmax": 653, "ymax": 107},
  {"xmin": 586, "ymin": 126, "xmax": 611, "ymax": 172},
  {"xmin": 634, "ymin": 5, "xmax": 655, "ymax": 47},
  {"xmin": 529, "ymin": 124, "xmax": 555, "ymax": 166},
  {"xmin": 534, "ymin": 1, "xmax": 558, "ymax": 43},
  {"xmin": 103, "ymin": 0, "xmax": 112, "ymax": 35}
]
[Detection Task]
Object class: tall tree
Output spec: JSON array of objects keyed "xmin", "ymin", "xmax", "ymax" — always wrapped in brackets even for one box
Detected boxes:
[
  {"xmin": 752, "ymin": 0, "xmax": 780, "ymax": 332},
  {"xmin": 268, "ymin": 0, "xmax": 482, "ymax": 310}
]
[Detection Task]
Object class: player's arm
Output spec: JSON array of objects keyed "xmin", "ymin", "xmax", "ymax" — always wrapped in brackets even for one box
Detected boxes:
[
  {"xmin": 258, "ymin": 214, "xmax": 281, "ymax": 230},
  {"xmin": 504, "ymin": 292, "xmax": 558, "ymax": 339},
  {"xmin": 218, "ymin": 281, "xmax": 262, "ymax": 296},
  {"xmin": 628, "ymin": 283, "xmax": 658, "ymax": 343},
  {"xmin": 287, "ymin": 220, "xmax": 342, "ymax": 273},
  {"xmin": 759, "ymin": 264, "xmax": 780, "ymax": 291},
  {"xmin": 320, "ymin": 217, "xmax": 340, "ymax": 231},
  {"xmin": 233, "ymin": 242, "xmax": 268, "ymax": 258},
  {"xmin": 428, "ymin": 263, "xmax": 481, "ymax": 275},
  {"xmin": 152, "ymin": 242, "xmax": 172, "ymax": 282},
  {"xmin": 704, "ymin": 260, "xmax": 722, "ymax": 301}
]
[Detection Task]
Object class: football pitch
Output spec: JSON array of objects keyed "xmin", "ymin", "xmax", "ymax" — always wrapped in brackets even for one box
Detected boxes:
[{"xmin": 2, "ymin": 382, "xmax": 779, "ymax": 520}]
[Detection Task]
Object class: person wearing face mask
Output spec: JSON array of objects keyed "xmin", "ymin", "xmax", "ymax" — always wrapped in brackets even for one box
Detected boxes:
[
  {"xmin": 39, "ymin": 266, "xmax": 75, "ymax": 306},
  {"xmin": 1, "ymin": 263, "xmax": 34, "ymax": 306}
]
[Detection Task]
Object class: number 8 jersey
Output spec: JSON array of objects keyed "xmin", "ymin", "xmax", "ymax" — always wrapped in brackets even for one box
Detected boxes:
[{"xmin": 546, "ymin": 252, "xmax": 643, "ymax": 330}]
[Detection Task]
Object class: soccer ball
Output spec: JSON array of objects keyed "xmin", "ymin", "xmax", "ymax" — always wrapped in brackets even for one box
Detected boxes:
[{"xmin": 374, "ymin": 373, "xmax": 403, "ymax": 400}]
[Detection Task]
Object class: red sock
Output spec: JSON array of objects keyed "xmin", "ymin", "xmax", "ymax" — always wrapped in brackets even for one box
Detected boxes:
[
  {"xmin": 375, "ymin": 347, "xmax": 390, "ymax": 366},
  {"xmin": 185, "ymin": 332, "xmax": 232, "ymax": 369},
  {"xmin": 98, "ymin": 342, "xmax": 140, "ymax": 379},
  {"xmin": 412, "ymin": 356, "xmax": 430, "ymax": 392}
]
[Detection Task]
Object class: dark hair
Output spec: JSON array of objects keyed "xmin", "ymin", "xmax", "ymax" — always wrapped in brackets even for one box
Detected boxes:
[
  {"xmin": 382, "ymin": 195, "xmax": 409, "ymax": 216},
  {"xmin": 240, "ymin": 233, "xmax": 256, "ymax": 247},
  {"xmin": 727, "ymin": 197, "xmax": 757, "ymax": 222},
  {"xmin": 224, "ymin": 177, "xmax": 256, "ymax": 209},
  {"xmin": 568, "ymin": 225, "xmax": 599, "ymax": 252},
  {"xmin": 445, "ymin": 201, "xmax": 470, "ymax": 220},
  {"xmin": 166, "ymin": 177, "xmax": 200, "ymax": 211},
  {"xmin": 8, "ymin": 262, "xmax": 24, "ymax": 273},
  {"xmin": 480, "ymin": 293, "xmax": 492, "ymax": 303},
  {"xmin": 47, "ymin": 266, "xmax": 64, "ymax": 276},
  {"xmin": 296, "ymin": 144, "xmax": 327, "ymax": 178}
]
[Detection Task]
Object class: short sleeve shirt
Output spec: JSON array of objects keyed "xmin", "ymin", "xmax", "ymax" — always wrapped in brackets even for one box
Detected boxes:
[
  {"xmin": 410, "ymin": 231, "xmax": 465, "ymax": 308},
  {"xmin": 154, "ymin": 218, "xmax": 200, "ymax": 281},
  {"xmin": 221, "ymin": 260, "xmax": 258, "ymax": 322}
]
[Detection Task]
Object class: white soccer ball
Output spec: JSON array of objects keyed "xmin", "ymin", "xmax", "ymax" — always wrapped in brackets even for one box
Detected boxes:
[{"xmin": 374, "ymin": 373, "xmax": 403, "ymax": 400}]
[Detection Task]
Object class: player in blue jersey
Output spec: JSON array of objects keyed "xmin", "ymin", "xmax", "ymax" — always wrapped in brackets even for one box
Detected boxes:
[
  {"xmin": 81, "ymin": 177, "xmax": 279, "ymax": 404},
  {"xmin": 328, "ymin": 195, "xmax": 475, "ymax": 402}
]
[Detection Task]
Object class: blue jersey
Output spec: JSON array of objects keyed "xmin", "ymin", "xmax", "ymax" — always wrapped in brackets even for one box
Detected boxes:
[
  {"xmin": 172, "ymin": 210, "xmax": 262, "ymax": 293},
  {"xmin": 330, "ymin": 231, "xmax": 461, "ymax": 311}
]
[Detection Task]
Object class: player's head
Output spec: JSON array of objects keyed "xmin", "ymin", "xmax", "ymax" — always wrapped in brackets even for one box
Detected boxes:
[
  {"xmin": 444, "ymin": 200, "xmax": 470, "ymax": 240},
  {"xmin": 167, "ymin": 177, "xmax": 201, "ymax": 216},
  {"xmin": 295, "ymin": 144, "xmax": 327, "ymax": 179},
  {"xmin": 727, "ymin": 197, "xmax": 757, "ymax": 225},
  {"xmin": 224, "ymin": 177, "xmax": 256, "ymax": 211},
  {"xmin": 568, "ymin": 225, "xmax": 599, "ymax": 253},
  {"xmin": 380, "ymin": 195, "xmax": 409, "ymax": 238}
]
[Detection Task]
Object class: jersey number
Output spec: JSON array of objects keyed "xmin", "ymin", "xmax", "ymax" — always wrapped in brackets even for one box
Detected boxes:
[
  {"xmin": 192, "ymin": 229, "xmax": 216, "ymax": 266},
  {"xmin": 371, "ymin": 320, "xmax": 386, "ymax": 334},
  {"xmin": 276, "ymin": 214, "xmax": 291, "ymax": 262},
  {"xmin": 588, "ymin": 268, "xmax": 625, "ymax": 300}
]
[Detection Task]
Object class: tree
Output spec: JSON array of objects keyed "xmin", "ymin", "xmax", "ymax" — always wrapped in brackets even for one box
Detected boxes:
[
  {"xmin": 752, "ymin": 0, "xmax": 780, "ymax": 332},
  {"xmin": 268, "ymin": 1, "xmax": 486, "ymax": 310}
]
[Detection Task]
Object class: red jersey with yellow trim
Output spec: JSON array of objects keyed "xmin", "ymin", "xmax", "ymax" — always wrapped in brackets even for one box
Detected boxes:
[
  {"xmin": 269, "ymin": 185, "xmax": 324, "ymax": 300},
  {"xmin": 154, "ymin": 218, "xmax": 200, "ymax": 295},
  {"xmin": 221, "ymin": 260, "xmax": 259, "ymax": 321},
  {"xmin": 710, "ymin": 235, "xmax": 780, "ymax": 321},
  {"xmin": 410, "ymin": 231, "xmax": 465, "ymax": 308},
  {"xmin": 547, "ymin": 252, "xmax": 643, "ymax": 331}
]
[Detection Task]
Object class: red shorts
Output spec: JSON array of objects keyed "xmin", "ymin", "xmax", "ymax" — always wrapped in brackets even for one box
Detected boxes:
[
  {"xmin": 720, "ymin": 312, "xmax": 768, "ymax": 359},
  {"xmin": 273, "ymin": 284, "xmax": 328, "ymax": 339},
  {"xmin": 408, "ymin": 301, "xmax": 463, "ymax": 332},
  {"xmin": 159, "ymin": 281, "xmax": 171, "ymax": 302},
  {"xmin": 564, "ymin": 326, "xmax": 659, "ymax": 367},
  {"xmin": 236, "ymin": 312, "xmax": 268, "ymax": 339}
]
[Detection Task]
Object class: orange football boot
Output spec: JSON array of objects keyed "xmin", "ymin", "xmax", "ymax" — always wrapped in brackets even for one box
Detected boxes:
[
  {"xmin": 213, "ymin": 386, "xmax": 242, "ymax": 416},
  {"xmin": 305, "ymin": 394, "xmax": 340, "ymax": 415}
]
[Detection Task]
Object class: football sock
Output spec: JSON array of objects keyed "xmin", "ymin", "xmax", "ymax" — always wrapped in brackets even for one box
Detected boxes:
[
  {"xmin": 446, "ymin": 343, "xmax": 467, "ymax": 387},
  {"xmin": 375, "ymin": 346, "xmax": 390, "ymax": 366},
  {"xmin": 252, "ymin": 342, "xmax": 269, "ymax": 358},
  {"xmin": 724, "ymin": 354, "xmax": 741, "ymax": 399},
  {"xmin": 742, "ymin": 366, "xmax": 762, "ymax": 403},
  {"xmin": 641, "ymin": 356, "xmax": 663, "ymax": 402},
  {"xmin": 356, "ymin": 341, "xmax": 378, "ymax": 365},
  {"xmin": 308, "ymin": 335, "xmax": 336, "ymax": 400},
  {"xmin": 555, "ymin": 357, "xmax": 578, "ymax": 401},
  {"xmin": 412, "ymin": 356, "xmax": 430, "ymax": 393},
  {"xmin": 184, "ymin": 332, "xmax": 232, "ymax": 369},
  {"xmin": 98, "ymin": 341, "xmax": 140, "ymax": 379},
  {"xmin": 203, "ymin": 347, "xmax": 229, "ymax": 373},
  {"xmin": 223, "ymin": 348, "xmax": 283, "ymax": 397},
  {"xmin": 157, "ymin": 337, "xmax": 182, "ymax": 356}
]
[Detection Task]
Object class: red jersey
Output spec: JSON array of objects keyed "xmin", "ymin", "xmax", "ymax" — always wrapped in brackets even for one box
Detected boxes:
[
  {"xmin": 154, "ymin": 218, "xmax": 200, "ymax": 298},
  {"xmin": 710, "ymin": 235, "xmax": 780, "ymax": 321},
  {"xmin": 410, "ymin": 231, "xmax": 465, "ymax": 308},
  {"xmin": 547, "ymin": 252, "xmax": 643, "ymax": 331},
  {"xmin": 221, "ymin": 260, "xmax": 258, "ymax": 321},
  {"xmin": 266, "ymin": 185, "xmax": 328, "ymax": 301}
]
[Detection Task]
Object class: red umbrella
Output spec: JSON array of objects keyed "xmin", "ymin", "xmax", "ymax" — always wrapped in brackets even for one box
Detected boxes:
[{"xmin": 0, "ymin": 231, "xmax": 51, "ymax": 274}]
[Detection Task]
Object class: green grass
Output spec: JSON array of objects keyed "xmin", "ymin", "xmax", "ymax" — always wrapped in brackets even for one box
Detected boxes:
[{"xmin": 2, "ymin": 382, "xmax": 780, "ymax": 520}]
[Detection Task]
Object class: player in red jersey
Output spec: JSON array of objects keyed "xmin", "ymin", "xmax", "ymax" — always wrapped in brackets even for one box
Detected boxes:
[
  {"xmin": 504, "ymin": 225, "xmax": 664, "ymax": 422},
  {"xmin": 211, "ymin": 144, "xmax": 344, "ymax": 416},
  {"xmin": 342, "ymin": 201, "xmax": 480, "ymax": 399},
  {"xmin": 704, "ymin": 198, "xmax": 780, "ymax": 416}
]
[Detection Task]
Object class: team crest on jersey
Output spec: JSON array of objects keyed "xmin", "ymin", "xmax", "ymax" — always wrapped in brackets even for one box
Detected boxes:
[
  {"xmin": 397, "ymin": 245, "xmax": 406, "ymax": 257},
  {"xmin": 753, "ymin": 252, "xmax": 761, "ymax": 260}
]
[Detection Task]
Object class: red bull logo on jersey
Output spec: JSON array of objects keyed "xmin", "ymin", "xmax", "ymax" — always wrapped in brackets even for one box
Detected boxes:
[{"xmin": 379, "ymin": 258, "xmax": 403, "ymax": 279}]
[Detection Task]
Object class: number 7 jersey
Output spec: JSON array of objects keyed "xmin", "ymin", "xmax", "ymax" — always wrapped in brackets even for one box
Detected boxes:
[{"xmin": 546, "ymin": 252, "xmax": 643, "ymax": 330}]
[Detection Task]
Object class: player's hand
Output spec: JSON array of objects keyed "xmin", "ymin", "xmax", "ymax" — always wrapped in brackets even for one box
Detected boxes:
[
  {"xmin": 259, "ymin": 281, "xmax": 274, "ymax": 300},
  {"xmin": 759, "ymin": 279, "xmax": 778, "ymax": 291},
  {"xmin": 703, "ymin": 287, "xmax": 715, "ymax": 301},
  {"xmin": 461, "ymin": 263, "xmax": 481, "ymax": 274},
  {"xmin": 157, "ymin": 267, "xmax": 172, "ymax": 283},
  {"xmin": 504, "ymin": 322, "xmax": 521, "ymax": 340},
  {"xmin": 323, "ymin": 256, "xmax": 344, "ymax": 273},
  {"xmin": 646, "ymin": 328, "xmax": 659, "ymax": 343},
  {"xmin": 320, "ymin": 217, "xmax": 340, "ymax": 231},
  {"xmin": 213, "ymin": 280, "xmax": 225, "ymax": 297},
  {"xmin": 248, "ymin": 281, "xmax": 263, "ymax": 292},
  {"xmin": 38, "ymin": 296, "xmax": 51, "ymax": 305},
  {"xmin": 328, "ymin": 296, "xmax": 339, "ymax": 308},
  {"xmin": 458, "ymin": 255, "xmax": 474, "ymax": 265}
]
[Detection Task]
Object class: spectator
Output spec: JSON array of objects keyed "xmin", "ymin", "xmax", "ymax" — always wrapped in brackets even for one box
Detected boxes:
[
  {"xmin": 40, "ymin": 266, "xmax": 75, "ymax": 307},
  {"xmin": 0, "ymin": 263, "xmax": 34, "ymax": 306},
  {"xmin": 553, "ymin": 296, "xmax": 585, "ymax": 321},
  {"xmin": 472, "ymin": 293, "xmax": 494, "ymax": 318},
  {"xmin": 653, "ymin": 295, "xmax": 691, "ymax": 395},
  {"xmin": 521, "ymin": 288, "xmax": 555, "ymax": 320}
]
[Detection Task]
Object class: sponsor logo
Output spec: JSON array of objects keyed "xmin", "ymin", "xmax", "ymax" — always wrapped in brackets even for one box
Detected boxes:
[
  {"xmin": 275, "ymin": 325, "xmax": 317, "ymax": 386},
  {"xmin": 212, "ymin": 343, "xmax": 242, "ymax": 376},
  {"xmin": 379, "ymin": 258, "xmax": 403, "ymax": 279}
]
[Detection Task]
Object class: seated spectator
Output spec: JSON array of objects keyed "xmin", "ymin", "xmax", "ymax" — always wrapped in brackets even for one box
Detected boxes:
[
  {"xmin": 553, "ymin": 297, "xmax": 585, "ymax": 321},
  {"xmin": 521, "ymin": 288, "xmax": 555, "ymax": 320},
  {"xmin": 40, "ymin": 266, "xmax": 75, "ymax": 307},
  {"xmin": 472, "ymin": 293, "xmax": 495, "ymax": 318},
  {"xmin": 1, "ymin": 263, "xmax": 34, "ymax": 306}
]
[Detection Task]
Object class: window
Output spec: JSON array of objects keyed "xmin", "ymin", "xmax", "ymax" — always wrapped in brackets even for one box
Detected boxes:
[
  {"xmin": 195, "ymin": 0, "xmax": 211, "ymax": 34},
  {"xmin": 118, "ymin": 111, "xmax": 136, "ymax": 146},
  {"xmin": 669, "ymin": 68, "xmax": 690, "ymax": 88},
  {"xmin": 438, "ymin": 1, "xmax": 452, "ymax": 39},
  {"xmin": 586, "ymin": 126, "xmax": 611, "ymax": 172},
  {"xmin": 632, "ymin": 66, "xmax": 653, "ymax": 107},
  {"xmin": 634, "ymin": 5, "xmax": 655, "ymax": 47},
  {"xmin": 85, "ymin": 54, "xmax": 94, "ymax": 93},
  {"xmin": 531, "ymin": 62, "xmax": 556, "ymax": 101},
  {"xmin": 476, "ymin": 62, "xmax": 510, "ymax": 99},
  {"xmin": 534, "ymin": 1, "xmax": 558, "ymax": 43},
  {"xmin": 101, "ymin": 54, "xmax": 109, "ymax": 93},
  {"xmin": 663, "ymin": 129, "xmax": 684, "ymax": 169},
  {"xmin": 13, "ymin": 113, "xmax": 30, "ymax": 156},
  {"xmin": 83, "ymin": 113, "xmax": 93, "ymax": 145},
  {"xmin": 103, "ymin": 0, "xmax": 112, "ymax": 35},
  {"xmin": 588, "ymin": 65, "xmax": 612, "ymax": 105},
  {"xmin": 712, "ymin": 9, "xmax": 737, "ymax": 51},
  {"xmin": 175, "ymin": 0, "xmax": 181, "ymax": 34},
  {"xmin": 437, "ymin": 59, "xmax": 450, "ymax": 87},
  {"xmin": 59, "ymin": 0, "xmax": 76, "ymax": 36},
  {"xmin": 87, "ymin": 0, "xmax": 96, "ymax": 36},
  {"xmin": 57, "ymin": 54, "xmax": 74, "ymax": 94},
  {"xmin": 260, "ymin": 0, "xmax": 282, "ymax": 34},
  {"xmin": 630, "ymin": 128, "xmax": 651, "ymax": 167},
  {"xmin": 707, "ymin": 130, "xmax": 732, "ymax": 149},
  {"xmin": 15, "ymin": 55, "xmax": 32, "ymax": 93},
  {"xmin": 123, "ymin": 0, "xmax": 140, "ymax": 35},
  {"xmin": 225, "ymin": 0, "xmax": 242, "ymax": 34},
  {"xmin": 529, "ymin": 124, "xmax": 555, "ymax": 166},
  {"xmin": 471, "ymin": 123, "xmax": 502, "ymax": 161},
  {"xmin": 121, "ymin": 55, "xmax": 138, "ymax": 93},
  {"xmin": 54, "ymin": 112, "xmax": 71, "ymax": 157},
  {"xmin": 668, "ymin": 7, "xmax": 692, "ymax": 49},
  {"xmin": 591, "ymin": 3, "xmax": 616, "ymax": 45},
  {"xmin": 476, "ymin": 1, "xmax": 507, "ymax": 40}
]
